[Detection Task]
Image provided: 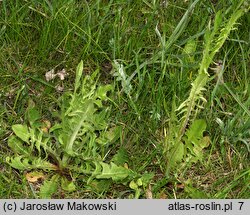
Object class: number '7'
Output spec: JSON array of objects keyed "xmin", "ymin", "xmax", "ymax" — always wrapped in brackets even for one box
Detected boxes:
[{"xmin": 238, "ymin": 202, "xmax": 244, "ymax": 210}]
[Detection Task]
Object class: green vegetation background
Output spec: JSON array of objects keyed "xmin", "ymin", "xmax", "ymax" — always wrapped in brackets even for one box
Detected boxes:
[{"xmin": 0, "ymin": 0, "xmax": 249, "ymax": 198}]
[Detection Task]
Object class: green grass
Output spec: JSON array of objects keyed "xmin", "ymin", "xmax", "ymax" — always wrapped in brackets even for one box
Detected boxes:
[{"xmin": 0, "ymin": 0, "xmax": 249, "ymax": 198}]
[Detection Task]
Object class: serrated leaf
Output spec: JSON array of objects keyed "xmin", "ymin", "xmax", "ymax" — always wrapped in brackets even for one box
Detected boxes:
[
  {"xmin": 170, "ymin": 142, "xmax": 184, "ymax": 163},
  {"xmin": 34, "ymin": 131, "xmax": 43, "ymax": 155},
  {"xmin": 111, "ymin": 148, "xmax": 129, "ymax": 166},
  {"xmin": 91, "ymin": 162, "xmax": 102, "ymax": 176},
  {"xmin": 96, "ymin": 84, "xmax": 113, "ymax": 100},
  {"xmin": 140, "ymin": 173, "xmax": 154, "ymax": 188},
  {"xmin": 40, "ymin": 175, "xmax": 59, "ymax": 198},
  {"xmin": 89, "ymin": 179, "xmax": 111, "ymax": 192},
  {"xmin": 129, "ymin": 180, "xmax": 138, "ymax": 190},
  {"xmin": 61, "ymin": 177, "xmax": 76, "ymax": 192},
  {"xmin": 183, "ymin": 39, "xmax": 196, "ymax": 63},
  {"xmin": 96, "ymin": 162, "xmax": 134, "ymax": 181},
  {"xmin": 96, "ymin": 126, "xmax": 121, "ymax": 145},
  {"xmin": 74, "ymin": 60, "xmax": 83, "ymax": 94},
  {"xmin": 186, "ymin": 119, "xmax": 206, "ymax": 144},
  {"xmin": 27, "ymin": 107, "xmax": 41, "ymax": 127},
  {"xmin": 92, "ymin": 109, "xmax": 108, "ymax": 130},
  {"xmin": 185, "ymin": 119, "xmax": 210, "ymax": 160},
  {"xmin": 12, "ymin": 124, "xmax": 30, "ymax": 143},
  {"xmin": 63, "ymin": 100, "xmax": 96, "ymax": 155},
  {"xmin": 6, "ymin": 156, "xmax": 58, "ymax": 171},
  {"xmin": 49, "ymin": 123, "xmax": 62, "ymax": 133},
  {"xmin": 177, "ymin": 6, "xmax": 245, "ymax": 138},
  {"xmin": 112, "ymin": 60, "xmax": 132, "ymax": 95},
  {"xmin": 200, "ymin": 135, "xmax": 211, "ymax": 148},
  {"xmin": 8, "ymin": 136, "xmax": 30, "ymax": 156},
  {"xmin": 6, "ymin": 156, "xmax": 30, "ymax": 170}
]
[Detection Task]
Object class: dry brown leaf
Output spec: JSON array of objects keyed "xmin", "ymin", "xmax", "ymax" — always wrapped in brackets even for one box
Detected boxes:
[
  {"xmin": 146, "ymin": 184, "xmax": 153, "ymax": 199},
  {"xmin": 176, "ymin": 183, "xmax": 185, "ymax": 189},
  {"xmin": 159, "ymin": 192, "xmax": 168, "ymax": 199},
  {"xmin": 25, "ymin": 172, "xmax": 45, "ymax": 183}
]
